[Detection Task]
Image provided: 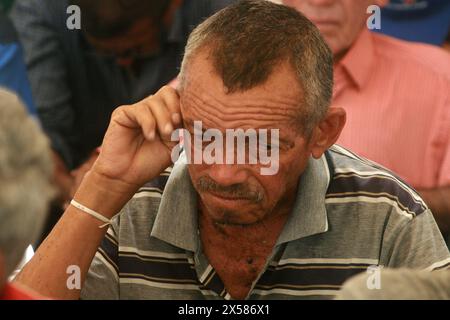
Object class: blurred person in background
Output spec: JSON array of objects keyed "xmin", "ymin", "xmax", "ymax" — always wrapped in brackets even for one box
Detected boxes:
[
  {"xmin": 283, "ymin": 0, "xmax": 450, "ymax": 241},
  {"xmin": 0, "ymin": 0, "xmax": 12, "ymax": 12},
  {"xmin": 0, "ymin": 2, "xmax": 36, "ymax": 115},
  {"xmin": 0, "ymin": 89, "xmax": 54, "ymax": 300},
  {"xmin": 10, "ymin": 0, "xmax": 233, "ymax": 241}
]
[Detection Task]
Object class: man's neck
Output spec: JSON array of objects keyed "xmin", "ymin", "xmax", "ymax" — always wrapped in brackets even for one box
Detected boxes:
[
  {"xmin": 200, "ymin": 207, "xmax": 290, "ymax": 245},
  {"xmin": 197, "ymin": 192, "xmax": 297, "ymax": 300}
]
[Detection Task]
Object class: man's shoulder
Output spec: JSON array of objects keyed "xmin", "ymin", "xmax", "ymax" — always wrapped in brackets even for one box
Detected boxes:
[
  {"xmin": 326, "ymin": 145, "xmax": 428, "ymax": 219},
  {"xmin": 371, "ymin": 32, "xmax": 450, "ymax": 80}
]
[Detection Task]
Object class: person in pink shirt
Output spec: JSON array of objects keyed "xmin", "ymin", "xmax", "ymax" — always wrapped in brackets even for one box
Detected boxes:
[{"xmin": 283, "ymin": 0, "xmax": 450, "ymax": 238}]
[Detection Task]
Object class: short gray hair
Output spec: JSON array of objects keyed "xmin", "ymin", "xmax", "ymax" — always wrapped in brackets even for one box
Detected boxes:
[
  {"xmin": 0, "ymin": 89, "xmax": 54, "ymax": 277},
  {"xmin": 179, "ymin": 0, "xmax": 333, "ymax": 134}
]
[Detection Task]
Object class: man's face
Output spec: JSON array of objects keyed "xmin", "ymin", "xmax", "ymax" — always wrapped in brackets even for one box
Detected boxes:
[
  {"xmin": 283, "ymin": 0, "xmax": 379, "ymax": 57},
  {"xmin": 180, "ymin": 51, "xmax": 315, "ymax": 225}
]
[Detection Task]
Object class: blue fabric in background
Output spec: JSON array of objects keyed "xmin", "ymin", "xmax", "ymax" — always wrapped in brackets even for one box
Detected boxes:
[
  {"xmin": 0, "ymin": 11, "xmax": 37, "ymax": 116},
  {"xmin": 0, "ymin": 43, "xmax": 37, "ymax": 116},
  {"xmin": 375, "ymin": 0, "xmax": 450, "ymax": 46}
]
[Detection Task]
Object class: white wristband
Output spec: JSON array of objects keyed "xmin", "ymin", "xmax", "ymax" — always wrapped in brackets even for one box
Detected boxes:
[{"xmin": 70, "ymin": 199, "xmax": 112, "ymax": 228}]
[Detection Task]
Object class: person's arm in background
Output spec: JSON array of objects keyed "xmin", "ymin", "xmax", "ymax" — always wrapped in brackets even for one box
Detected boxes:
[
  {"xmin": 10, "ymin": 0, "xmax": 75, "ymax": 201},
  {"xmin": 13, "ymin": 87, "xmax": 182, "ymax": 299},
  {"xmin": 336, "ymin": 269, "xmax": 450, "ymax": 300}
]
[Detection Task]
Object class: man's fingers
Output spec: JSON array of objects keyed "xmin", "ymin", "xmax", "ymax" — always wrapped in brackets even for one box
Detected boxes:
[
  {"xmin": 142, "ymin": 95, "xmax": 174, "ymax": 141},
  {"xmin": 157, "ymin": 85, "xmax": 182, "ymax": 125},
  {"xmin": 112, "ymin": 86, "xmax": 181, "ymax": 142},
  {"xmin": 135, "ymin": 103, "xmax": 157, "ymax": 140},
  {"xmin": 114, "ymin": 104, "xmax": 156, "ymax": 141}
]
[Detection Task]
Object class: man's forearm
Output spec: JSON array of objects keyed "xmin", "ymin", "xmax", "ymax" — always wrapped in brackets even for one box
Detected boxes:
[
  {"xmin": 418, "ymin": 187, "xmax": 450, "ymax": 236},
  {"xmin": 14, "ymin": 170, "xmax": 136, "ymax": 300}
]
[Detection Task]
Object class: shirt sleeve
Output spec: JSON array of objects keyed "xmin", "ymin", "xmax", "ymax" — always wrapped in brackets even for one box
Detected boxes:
[
  {"xmin": 385, "ymin": 209, "xmax": 450, "ymax": 270},
  {"xmin": 10, "ymin": 0, "xmax": 75, "ymax": 168},
  {"xmin": 81, "ymin": 219, "xmax": 120, "ymax": 300}
]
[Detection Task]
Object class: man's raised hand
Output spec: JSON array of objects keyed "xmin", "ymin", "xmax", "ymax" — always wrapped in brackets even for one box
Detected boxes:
[{"xmin": 91, "ymin": 86, "xmax": 182, "ymax": 193}]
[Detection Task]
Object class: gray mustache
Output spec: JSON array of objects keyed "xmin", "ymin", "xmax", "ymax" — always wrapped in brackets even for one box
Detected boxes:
[{"xmin": 196, "ymin": 176, "xmax": 263, "ymax": 203}]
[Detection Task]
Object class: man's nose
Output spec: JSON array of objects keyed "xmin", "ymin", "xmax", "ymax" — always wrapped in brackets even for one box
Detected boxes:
[{"xmin": 206, "ymin": 164, "xmax": 250, "ymax": 187}]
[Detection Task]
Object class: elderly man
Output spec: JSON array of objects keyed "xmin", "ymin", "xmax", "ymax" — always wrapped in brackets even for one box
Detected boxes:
[
  {"xmin": 282, "ymin": 0, "xmax": 450, "ymax": 239},
  {"xmin": 0, "ymin": 89, "xmax": 53, "ymax": 299},
  {"xmin": 14, "ymin": 1, "xmax": 449, "ymax": 300}
]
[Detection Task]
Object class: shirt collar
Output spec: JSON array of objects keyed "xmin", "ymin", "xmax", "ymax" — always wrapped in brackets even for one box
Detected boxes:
[
  {"xmin": 151, "ymin": 152, "xmax": 331, "ymax": 252},
  {"xmin": 151, "ymin": 153, "xmax": 199, "ymax": 252},
  {"xmin": 276, "ymin": 155, "xmax": 330, "ymax": 245},
  {"xmin": 337, "ymin": 29, "xmax": 376, "ymax": 90}
]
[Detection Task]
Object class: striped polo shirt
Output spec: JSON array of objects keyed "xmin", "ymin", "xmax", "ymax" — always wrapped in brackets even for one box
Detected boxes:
[{"xmin": 81, "ymin": 145, "xmax": 450, "ymax": 300}]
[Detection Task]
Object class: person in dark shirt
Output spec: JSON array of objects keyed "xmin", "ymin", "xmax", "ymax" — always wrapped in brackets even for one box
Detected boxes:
[{"xmin": 10, "ymin": 0, "xmax": 233, "ymax": 208}]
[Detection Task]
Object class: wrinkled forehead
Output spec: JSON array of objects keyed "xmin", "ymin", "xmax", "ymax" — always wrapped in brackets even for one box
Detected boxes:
[{"xmin": 180, "ymin": 51, "xmax": 304, "ymax": 131}]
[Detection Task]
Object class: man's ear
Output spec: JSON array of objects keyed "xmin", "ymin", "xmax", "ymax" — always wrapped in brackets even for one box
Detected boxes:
[{"xmin": 309, "ymin": 107, "xmax": 346, "ymax": 159}]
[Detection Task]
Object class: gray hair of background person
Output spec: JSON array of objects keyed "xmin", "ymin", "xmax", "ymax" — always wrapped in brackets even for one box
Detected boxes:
[
  {"xmin": 0, "ymin": 88, "xmax": 54, "ymax": 278},
  {"xmin": 179, "ymin": 0, "xmax": 333, "ymax": 135}
]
